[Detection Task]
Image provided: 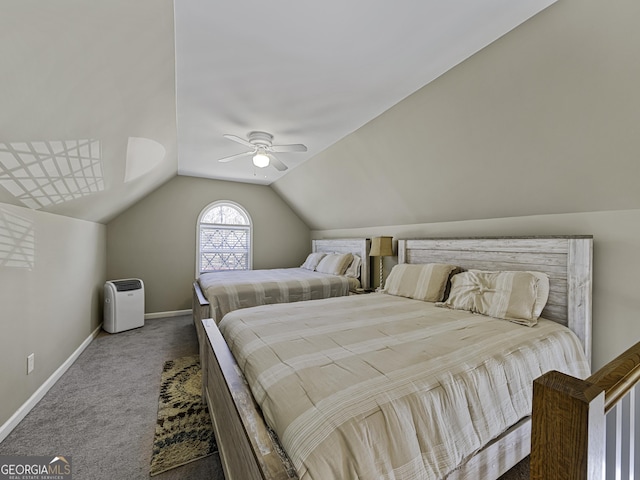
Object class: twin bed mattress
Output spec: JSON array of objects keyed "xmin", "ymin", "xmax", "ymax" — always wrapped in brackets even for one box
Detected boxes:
[{"xmin": 198, "ymin": 267, "xmax": 357, "ymax": 323}]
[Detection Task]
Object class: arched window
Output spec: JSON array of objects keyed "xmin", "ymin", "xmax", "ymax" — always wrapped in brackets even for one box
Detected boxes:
[{"xmin": 197, "ymin": 201, "xmax": 252, "ymax": 275}]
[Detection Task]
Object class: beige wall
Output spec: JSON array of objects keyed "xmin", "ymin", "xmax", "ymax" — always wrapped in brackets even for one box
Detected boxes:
[
  {"xmin": 0, "ymin": 203, "xmax": 106, "ymax": 427},
  {"xmin": 106, "ymin": 175, "xmax": 311, "ymax": 314},
  {"xmin": 269, "ymin": 0, "xmax": 640, "ymax": 372},
  {"xmin": 274, "ymin": 0, "xmax": 640, "ymax": 229},
  {"xmin": 313, "ymin": 208, "xmax": 640, "ymax": 371}
]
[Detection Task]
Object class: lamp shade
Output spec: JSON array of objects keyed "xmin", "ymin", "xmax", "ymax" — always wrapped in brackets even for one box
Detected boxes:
[{"xmin": 370, "ymin": 236, "xmax": 393, "ymax": 257}]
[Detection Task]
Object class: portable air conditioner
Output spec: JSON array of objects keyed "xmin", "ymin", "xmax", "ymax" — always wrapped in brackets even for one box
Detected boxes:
[{"xmin": 103, "ymin": 279, "xmax": 144, "ymax": 333}]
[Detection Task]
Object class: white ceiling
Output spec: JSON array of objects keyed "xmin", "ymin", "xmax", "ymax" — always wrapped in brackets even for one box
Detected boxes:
[
  {"xmin": 1, "ymin": 1, "xmax": 178, "ymax": 224},
  {"xmin": 175, "ymin": 0, "xmax": 556, "ymax": 185},
  {"xmin": 0, "ymin": 0, "xmax": 556, "ymax": 224}
]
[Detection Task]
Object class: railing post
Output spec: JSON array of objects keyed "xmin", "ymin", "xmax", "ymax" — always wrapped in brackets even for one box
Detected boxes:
[{"xmin": 531, "ymin": 370, "xmax": 605, "ymax": 480}]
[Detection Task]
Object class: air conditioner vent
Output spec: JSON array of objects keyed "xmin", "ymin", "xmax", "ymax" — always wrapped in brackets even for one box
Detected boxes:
[{"xmin": 112, "ymin": 279, "xmax": 142, "ymax": 292}]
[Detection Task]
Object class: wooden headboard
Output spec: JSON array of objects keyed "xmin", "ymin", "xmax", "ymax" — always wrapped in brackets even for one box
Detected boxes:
[
  {"xmin": 398, "ymin": 236, "xmax": 593, "ymax": 363},
  {"xmin": 312, "ymin": 238, "xmax": 371, "ymax": 289}
]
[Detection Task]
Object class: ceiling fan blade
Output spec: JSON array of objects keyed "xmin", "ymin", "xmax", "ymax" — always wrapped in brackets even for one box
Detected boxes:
[
  {"xmin": 268, "ymin": 154, "xmax": 288, "ymax": 171},
  {"xmin": 223, "ymin": 134, "xmax": 255, "ymax": 148},
  {"xmin": 270, "ymin": 143, "xmax": 307, "ymax": 153},
  {"xmin": 218, "ymin": 151, "xmax": 253, "ymax": 163}
]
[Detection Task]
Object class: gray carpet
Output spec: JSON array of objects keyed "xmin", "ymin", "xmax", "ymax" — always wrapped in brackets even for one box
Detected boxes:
[
  {"xmin": 0, "ymin": 313, "xmax": 529, "ymax": 479},
  {"xmin": 0, "ymin": 315, "xmax": 223, "ymax": 480}
]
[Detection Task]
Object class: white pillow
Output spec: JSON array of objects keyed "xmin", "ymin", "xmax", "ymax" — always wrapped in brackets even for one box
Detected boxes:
[
  {"xmin": 315, "ymin": 253, "xmax": 354, "ymax": 276},
  {"xmin": 300, "ymin": 252, "xmax": 326, "ymax": 270},
  {"xmin": 528, "ymin": 271, "xmax": 550, "ymax": 319},
  {"xmin": 344, "ymin": 255, "xmax": 362, "ymax": 278}
]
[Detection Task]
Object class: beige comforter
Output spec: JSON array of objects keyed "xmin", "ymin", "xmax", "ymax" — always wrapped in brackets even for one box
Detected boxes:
[
  {"xmin": 219, "ymin": 293, "xmax": 590, "ymax": 480},
  {"xmin": 198, "ymin": 268, "xmax": 354, "ymax": 323}
]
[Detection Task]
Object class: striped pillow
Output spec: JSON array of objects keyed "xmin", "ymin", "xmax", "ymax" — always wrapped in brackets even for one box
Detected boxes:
[
  {"xmin": 344, "ymin": 254, "xmax": 362, "ymax": 278},
  {"xmin": 315, "ymin": 253, "xmax": 354, "ymax": 275},
  {"xmin": 383, "ymin": 263, "xmax": 458, "ymax": 302},
  {"xmin": 441, "ymin": 270, "xmax": 545, "ymax": 326},
  {"xmin": 301, "ymin": 252, "xmax": 326, "ymax": 270}
]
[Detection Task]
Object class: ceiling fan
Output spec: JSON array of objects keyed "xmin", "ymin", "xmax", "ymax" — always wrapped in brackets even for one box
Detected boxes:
[{"xmin": 218, "ymin": 131, "xmax": 307, "ymax": 171}]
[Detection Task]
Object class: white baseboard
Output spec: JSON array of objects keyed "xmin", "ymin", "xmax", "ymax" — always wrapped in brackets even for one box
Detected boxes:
[
  {"xmin": 144, "ymin": 309, "xmax": 192, "ymax": 320},
  {"xmin": 0, "ymin": 323, "xmax": 103, "ymax": 444}
]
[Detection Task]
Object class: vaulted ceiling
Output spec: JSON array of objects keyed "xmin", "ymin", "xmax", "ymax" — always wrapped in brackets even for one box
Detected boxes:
[
  {"xmin": 175, "ymin": 0, "xmax": 556, "ymax": 185},
  {"xmin": 1, "ymin": 0, "xmax": 556, "ymax": 223}
]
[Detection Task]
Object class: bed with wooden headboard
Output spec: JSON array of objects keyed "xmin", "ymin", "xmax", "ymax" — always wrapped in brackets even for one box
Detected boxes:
[{"xmin": 200, "ymin": 235, "xmax": 593, "ymax": 480}]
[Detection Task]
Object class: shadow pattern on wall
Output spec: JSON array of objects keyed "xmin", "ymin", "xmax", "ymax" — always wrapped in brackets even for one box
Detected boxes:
[
  {"xmin": 0, "ymin": 140, "xmax": 104, "ymax": 209},
  {"xmin": 0, "ymin": 207, "xmax": 34, "ymax": 269}
]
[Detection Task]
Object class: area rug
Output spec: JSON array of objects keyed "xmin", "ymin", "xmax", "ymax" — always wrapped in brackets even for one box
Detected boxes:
[{"xmin": 150, "ymin": 355, "xmax": 217, "ymax": 476}]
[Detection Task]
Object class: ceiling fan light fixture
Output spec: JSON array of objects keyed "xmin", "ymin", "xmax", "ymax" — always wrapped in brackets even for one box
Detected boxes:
[
  {"xmin": 221, "ymin": 131, "xmax": 305, "ymax": 172},
  {"xmin": 252, "ymin": 150, "xmax": 269, "ymax": 168}
]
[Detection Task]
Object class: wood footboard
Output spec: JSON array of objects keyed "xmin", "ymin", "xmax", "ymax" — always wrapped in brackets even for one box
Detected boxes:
[
  {"xmin": 192, "ymin": 280, "xmax": 210, "ymax": 329},
  {"xmin": 202, "ymin": 318, "xmax": 297, "ymax": 480},
  {"xmin": 192, "ymin": 280, "xmax": 210, "ymax": 377},
  {"xmin": 446, "ymin": 419, "xmax": 531, "ymax": 479}
]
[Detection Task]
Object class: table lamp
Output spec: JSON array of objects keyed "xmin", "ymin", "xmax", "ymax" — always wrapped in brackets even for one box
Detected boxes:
[{"xmin": 369, "ymin": 236, "xmax": 394, "ymax": 289}]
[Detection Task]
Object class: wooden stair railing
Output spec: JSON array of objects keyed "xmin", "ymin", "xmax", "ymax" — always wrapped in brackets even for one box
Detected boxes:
[{"xmin": 531, "ymin": 341, "xmax": 640, "ymax": 479}]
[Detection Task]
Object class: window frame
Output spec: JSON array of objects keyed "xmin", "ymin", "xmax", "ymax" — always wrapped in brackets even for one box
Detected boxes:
[{"xmin": 196, "ymin": 200, "xmax": 253, "ymax": 276}]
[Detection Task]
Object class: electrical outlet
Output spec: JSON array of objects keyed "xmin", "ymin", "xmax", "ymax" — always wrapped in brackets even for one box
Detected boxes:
[{"xmin": 27, "ymin": 353, "xmax": 35, "ymax": 374}]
